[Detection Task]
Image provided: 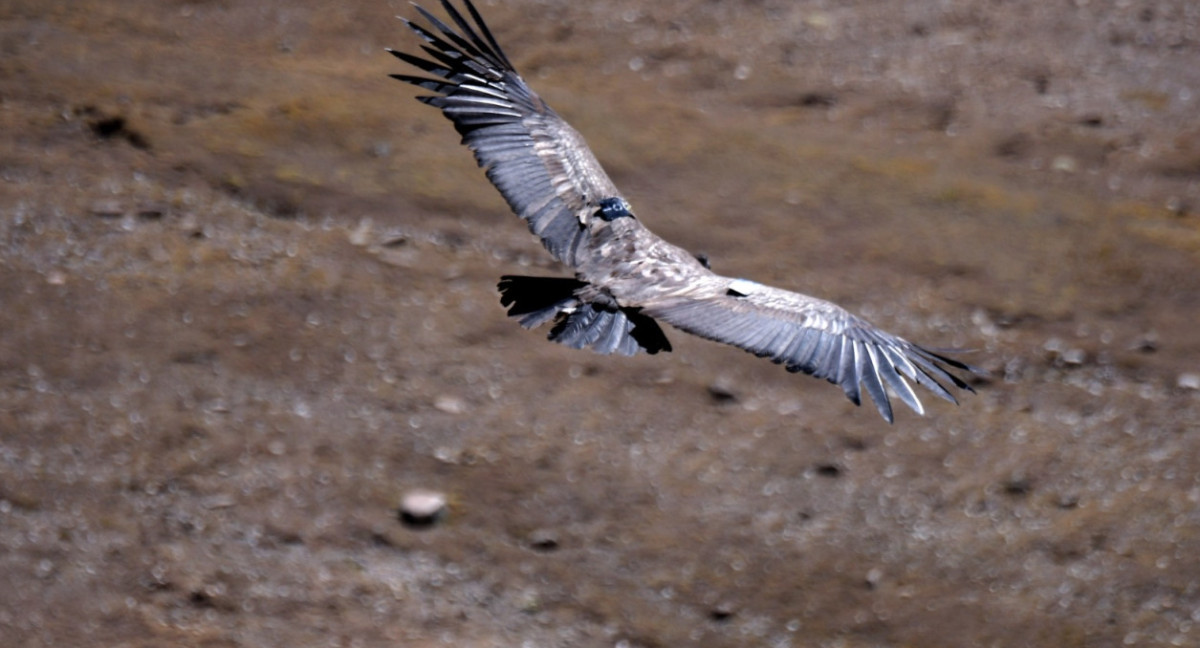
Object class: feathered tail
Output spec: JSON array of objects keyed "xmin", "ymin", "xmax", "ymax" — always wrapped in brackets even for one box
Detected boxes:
[{"xmin": 498, "ymin": 276, "xmax": 671, "ymax": 356}]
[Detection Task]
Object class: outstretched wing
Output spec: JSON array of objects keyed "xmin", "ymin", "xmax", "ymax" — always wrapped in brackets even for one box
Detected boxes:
[
  {"xmin": 642, "ymin": 279, "xmax": 977, "ymax": 423},
  {"xmin": 388, "ymin": 0, "xmax": 622, "ymax": 266}
]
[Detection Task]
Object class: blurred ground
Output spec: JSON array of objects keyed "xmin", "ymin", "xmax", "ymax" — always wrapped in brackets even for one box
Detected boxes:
[{"xmin": 2, "ymin": 0, "xmax": 1200, "ymax": 646}]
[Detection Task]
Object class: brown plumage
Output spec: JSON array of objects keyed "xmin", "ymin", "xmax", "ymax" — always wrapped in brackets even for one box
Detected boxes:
[{"xmin": 388, "ymin": 0, "xmax": 980, "ymax": 422}]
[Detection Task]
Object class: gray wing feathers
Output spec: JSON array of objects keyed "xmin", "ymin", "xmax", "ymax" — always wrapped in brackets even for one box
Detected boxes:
[
  {"xmin": 645, "ymin": 286, "xmax": 974, "ymax": 422},
  {"xmin": 389, "ymin": 0, "xmax": 621, "ymax": 265},
  {"xmin": 552, "ymin": 306, "xmax": 640, "ymax": 356}
]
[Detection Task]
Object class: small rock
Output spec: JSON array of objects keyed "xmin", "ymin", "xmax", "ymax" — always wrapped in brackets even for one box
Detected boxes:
[
  {"xmin": 1002, "ymin": 477, "xmax": 1032, "ymax": 497},
  {"xmin": 399, "ymin": 489, "xmax": 447, "ymax": 528},
  {"xmin": 709, "ymin": 602, "xmax": 735, "ymax": 621},
  {"xmin": 434, "ymin": 395, "xmax": 467, "ymax": 414},
  {"xmin": 528, "ymin": 528, "xmax": 559, "ymax": 552},
  {"xmin": 1130, "ymin": 332, "xmax": 1158, "ymax": 353},
  {"xmin": 348, "ymin": 219, "xmax": 373, "ymax": 247},
  {"xmin": 707, "ymin": 379, "xmax": 739, "ymax": 404},
  {"xmin": 813, "ymin": 463, "xmax": 842, "ymax": 478},
  {"xmin": 36, "ymin": 559, "xmax": 55, "ymax": 579},
  {"xmin": 1178, "ymin": 373, "xmax": 1200, "ymax": 391},
  {"xmin": 804, "ymin": 12, "xmax": 833, "ymax": 29},
  {"xmin": 203, "ymin": 495, "xmax": 236, "ymax": 510},
  {"xmin": 1056, "ymin": 494, "xmax": 1080, "ymax": 509},
  {"xmin": 865, "ymin": 567, "xmax": 883, "ymax": 589},
  {"xmin": 381, "ymin": 233, "xmax": 408, "ymax": 247},
  {"xmin": 136, "ymin": 205, "xmax": 165, "ymax": 220},
  {"xmin": 1051, "ymin": 155, "xmax": 1078, "ymax": 173},
  {"xmin": 1166, "ymin": 196, "xmax": 1187, "ymax": 216},
  {"xmin": 1061, "ymin": 348, "xmax": 1087, "ymax": 366},
  {"xmin": 89, "ymin": 200, "xmax": 126, "ymax": 218}
]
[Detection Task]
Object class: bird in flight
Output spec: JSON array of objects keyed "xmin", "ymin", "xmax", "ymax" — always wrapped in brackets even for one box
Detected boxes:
[{"xmin": 388, "ymin": 0, "xmax": 978, "ymax": 422}]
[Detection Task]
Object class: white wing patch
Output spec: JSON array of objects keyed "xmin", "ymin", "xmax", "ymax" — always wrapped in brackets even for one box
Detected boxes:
[{"xmin": 726, "ymin": 278, "xmax": 765, "ymax": 297}]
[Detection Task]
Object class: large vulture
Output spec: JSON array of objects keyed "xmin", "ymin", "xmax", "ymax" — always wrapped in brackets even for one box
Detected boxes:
[{"xmin": 388, "ymin": 0, "xmax": 979, "ymax": 422}]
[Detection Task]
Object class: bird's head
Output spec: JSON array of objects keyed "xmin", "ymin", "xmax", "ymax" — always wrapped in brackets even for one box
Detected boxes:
[{"xmin": 597, "ymin": 197, "xmax": 635, "ymax": 222}]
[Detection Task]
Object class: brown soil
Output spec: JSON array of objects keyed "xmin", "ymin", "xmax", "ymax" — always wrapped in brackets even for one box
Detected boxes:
[{"xmin": 2, "ymin": 1, "xmax": 1199, "ymax": 646}]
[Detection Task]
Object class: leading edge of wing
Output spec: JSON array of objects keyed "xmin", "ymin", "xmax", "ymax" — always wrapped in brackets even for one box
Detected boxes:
[
  {"xmin": 644, "ymin": 288, "xmax": 977, "ymax": 423},
  {"xmin": 388, "ymin": 0, "xmax": 624, "ymax": 266}
]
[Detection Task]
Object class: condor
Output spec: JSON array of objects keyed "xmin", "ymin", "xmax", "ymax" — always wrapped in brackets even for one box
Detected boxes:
[{"xmin": 388, "ymin": 0, "xmax": 980, "ymax": 422}]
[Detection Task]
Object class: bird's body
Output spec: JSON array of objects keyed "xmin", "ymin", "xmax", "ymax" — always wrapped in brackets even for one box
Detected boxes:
[
  {"xmin": 579, "ymin": 213, "xmax": 708, "ymax": 304},
  {"xmin": 389, "ymin": 0, "xmax": 979, "ymax": 422}
]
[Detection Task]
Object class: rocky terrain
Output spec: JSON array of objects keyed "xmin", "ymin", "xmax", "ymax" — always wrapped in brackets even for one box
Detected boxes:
[{"xmin": 2, "ymin": 1, "xmax": 1199, "ymax": 646}]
